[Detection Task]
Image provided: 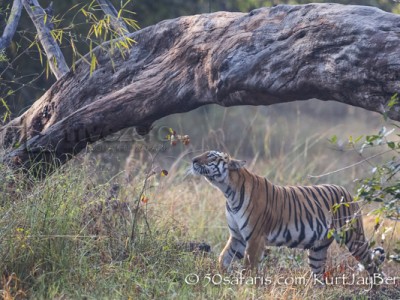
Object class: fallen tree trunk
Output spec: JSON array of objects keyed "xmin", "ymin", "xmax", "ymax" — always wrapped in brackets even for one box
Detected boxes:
[{"xmin": 1, "ymin": 3, "xmax": 400, "ymax": 171}]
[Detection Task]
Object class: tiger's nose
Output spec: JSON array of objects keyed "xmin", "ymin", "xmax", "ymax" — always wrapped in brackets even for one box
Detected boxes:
[{"xmin": 192, "ymin": 157, "xmax": 200, "ymax": 164}]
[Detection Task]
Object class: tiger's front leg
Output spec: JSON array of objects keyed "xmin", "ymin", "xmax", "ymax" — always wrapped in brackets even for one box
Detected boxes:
[
  {"xmin": 243, "ymin": 236, "xmax": 265, "ymax": 273},
  {"xmin": 219, "ymin": 235, "xmax": 246, "ymax": 271}
]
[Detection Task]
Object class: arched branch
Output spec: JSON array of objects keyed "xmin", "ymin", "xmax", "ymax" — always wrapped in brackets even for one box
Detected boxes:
[{"xmin": 1, "ymin": 3, "xmax": 400, "ymax": 173}]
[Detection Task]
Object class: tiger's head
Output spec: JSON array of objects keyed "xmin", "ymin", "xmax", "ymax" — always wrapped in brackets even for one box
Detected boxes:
[{"xmin": 191, "ymin": 151, "xmax": 246, "ymax": 184}]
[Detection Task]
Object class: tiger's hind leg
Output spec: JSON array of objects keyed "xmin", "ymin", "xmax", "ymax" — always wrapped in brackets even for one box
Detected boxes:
[
  {"xmin": 219, "ymin": 235, "xmax": 246, "ymax": 271},
  {"xmin": 308, "ymin": 239, "xmax": 333, "ymax": 278},
  {"xmin": 343, "ymin": 220, "xmax": 385, "ymax": 276}
]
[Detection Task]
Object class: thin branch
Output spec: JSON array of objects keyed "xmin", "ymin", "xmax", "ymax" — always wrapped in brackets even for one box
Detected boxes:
[
  {"xmin": 0, "ymin": 0, "xmax": 23, "ymax": 51},
  {"xmin": 307, "ymin": 150, "xmax": 392, "ymax": 179},
  {"xmin": 22, "ymin": 0, "xmax": 69, "ymax": 79},
  {"xmin": 96, "ymin": 0, "xmax": 129, "ymax": 36}
]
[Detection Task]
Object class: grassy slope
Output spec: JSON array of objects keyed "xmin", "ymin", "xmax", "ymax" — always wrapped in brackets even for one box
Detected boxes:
[{"xmin": 1, "ymin": 100, "xmax": 399, "ymax": 299}]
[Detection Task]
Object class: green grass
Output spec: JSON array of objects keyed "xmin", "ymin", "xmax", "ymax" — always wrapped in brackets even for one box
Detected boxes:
[{"xmin": 1, "ymin": 101, "xmax": 399, "ymax": 299}]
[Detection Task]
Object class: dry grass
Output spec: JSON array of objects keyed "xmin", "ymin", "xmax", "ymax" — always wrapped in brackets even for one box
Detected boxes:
[
  {"xmin": 148, "ymin": 165, "xmax": 400, "ymax": 300},
  {"xmin": 1, "ymin": 101, "xmax": 399, "ymax": 299}
]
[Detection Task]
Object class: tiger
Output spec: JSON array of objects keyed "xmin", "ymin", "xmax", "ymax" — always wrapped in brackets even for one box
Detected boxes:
[{"xmin": 191, "ymin": 150, "xmax": 385, "ymax": 278}]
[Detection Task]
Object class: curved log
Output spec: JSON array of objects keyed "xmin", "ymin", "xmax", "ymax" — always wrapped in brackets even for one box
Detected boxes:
[{"xmin": 1, "ymin": 3, "xmax": 400, "ymax": 171}]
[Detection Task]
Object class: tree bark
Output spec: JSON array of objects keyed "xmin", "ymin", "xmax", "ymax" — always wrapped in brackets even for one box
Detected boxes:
[
  {"xmin": 1, "ymin": 3, "xmax": 400, "ymax": 172},
  {"xmin": 22, "ymin": 0, "xmax": 69, "ymax": 79},
  {"xmin": 0, "ymin": 0, "xmax": 23, "ymax": 51}
]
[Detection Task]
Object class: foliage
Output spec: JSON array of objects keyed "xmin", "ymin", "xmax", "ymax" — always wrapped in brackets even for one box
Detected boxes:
[
  {"xmin": 353, "ymin": 126, "xmax": 400, "ymax": 263},
  {"xmin": 328, "ymin": 98, "xmax": 400, "ymax": 263},
  {"xmin": 0, "ymin": 0, "xmax": 139, "ymax": 120}
]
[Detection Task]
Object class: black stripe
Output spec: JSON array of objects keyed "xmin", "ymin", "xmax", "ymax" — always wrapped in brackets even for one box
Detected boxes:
[
  {"xmin": 264, "ymin": 178, "xmax": 271, "ymax": 205},
  {"xmin": 240, "ymin": 200, "xmax": 251, "ymax": 218},
  {"xmin": 240, "ymin": 205, "xmax": 255, "ymax": 230},
  {"xmin": 264, "ymin": 181, "xmax": 278, "ymax": 233},
  {"xmin": 236, "ymin": 238, "xmax": 246, "ymax": 248},
  {"xmin": 297, "ymin": 219, "xmax": 306, "ymax": 246},
  {"xmin": 256, "ymin": 196, "xmax": 271, "ymax": 238},
  {"xmin": 270, "ymin": 218, "xmax": 284, "ymax": 243},
  {"xmin": 289, "ymin": 188, "xmax": 299, "ymax": 231},
  {"xmin": 245, "ymin": 214, "xmax": 262, "ymax": 242},
  {"xmin": 312, "ymin": 241, "xmax": 331, "ymax": 252},
  {"xmin": 309, "ymin": 263, "xmax": 321, "ymax": 270},
  {"xmin": 304, "ymin": 232, "xmax": 318, "ymax": 249},
  {"xmin": 289, "ymin": 218, "xmax": 306, "ymax": 248},
  {"xmin": 326, "ymin": 186, "xmax": 342, "ymax": 224},
  {"xmin": 226, "ymin": 201, "xmax": 233, "ymax": 213},
  {"xmin": 224, "ymin": 186, "xmax": 236, "ymax": 200},
  {"xmin": 353, "ymin": 243, "xmax": 368, "ymax": 257},
  {"xmin": 316, "ymin": 218, "xmax": 324, "ymax": 238},
  {"xmin": 285, "ymin": 227, "xmax": 292, "ymax": 243},
  {"xmin": 272, "ymin": 185, "xmax": 276, "ymax": 209},
  {"xmin": 299, "ymin": 187, "xmax": 316, "ymax": 214},
  {"xmin": 228, "ymin": 223, "xmax": 239, "ymax": 234},
  {"xmin": 308, "ymin": 188, "xmax": 328, "ymax": 226},
  {"xmin": 305, "ymin": 209, "xmax": 314, "ymax": 230},
  {"xmin": 308, "ymin": 256, "xmax": 325, "ymax": 262},
  {"xmin": 317, "ymin": 186, "xmax": 333, "ymax": 210},
  {"xmin": 229, "ymin": 246, "xmax": 244, "ymax": 259},
  {"xmin": 231, "ymin": 181, "xmax": 245, "ymax": 213},
  {"xmin": 335, "ymin": 188, "xmax": 346, "ymax": 228},
  {"xmin": 287, "ymin": 188, "xmax": 293, "ymax": 223},
  {"xmin": 235, "ymin": 251, "xmax": 244, "ymax": 259},
  {"xmin": 240, "ymin": 177, "xmax": 256, "ymax": 218}
]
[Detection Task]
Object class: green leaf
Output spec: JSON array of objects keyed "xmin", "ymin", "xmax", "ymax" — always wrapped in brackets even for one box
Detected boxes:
[
  {"xmin": 354, "ymin": 135, "xmax": 363, "ymax": 143},
  {"xmin": 328, "ymin": 135, "xmax": 337, "ymax": 144},
  {"xmin": 388, "ymin": 93, "xmax": 399, "ymax": 108},
  {"xmin": 388, "ymin": 141, "xmax": 396, "ymax": 149},
  {"xmin": 90, "ymin": 54, "xmax": 97, "ymax": 75}
]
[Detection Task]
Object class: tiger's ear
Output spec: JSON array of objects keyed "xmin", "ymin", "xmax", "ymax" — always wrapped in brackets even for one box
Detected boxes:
[{"xmin": 227, "ymin": 159, "xmax": 246, "ymax": 170}]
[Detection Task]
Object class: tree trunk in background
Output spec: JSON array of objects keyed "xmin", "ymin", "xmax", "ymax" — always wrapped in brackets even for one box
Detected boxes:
[
  {"xmin": 0, "ymin": 0, "xmax": 23, "ymax": 51},
  {"xmin": 1, "ymin": 3, "xmax": 400, "ymax": 172},
  {"xmin": 22, "ymin": 0, "xmax": 69, "ymax": 79}
]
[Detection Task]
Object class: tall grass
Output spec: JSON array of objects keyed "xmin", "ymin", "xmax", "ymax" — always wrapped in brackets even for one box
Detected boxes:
[{"xmin": 1, "ymin": 100, "xmax": 399, "ymax": 299}]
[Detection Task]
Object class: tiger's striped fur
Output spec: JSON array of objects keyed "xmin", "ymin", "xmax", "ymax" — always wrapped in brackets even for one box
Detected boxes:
[{"xmin": 192, "ymin": 151, "xmax": 385, "ymax": 277}]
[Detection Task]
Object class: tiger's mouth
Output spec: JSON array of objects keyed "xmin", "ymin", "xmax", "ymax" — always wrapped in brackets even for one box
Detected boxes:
[
  {"xmin": 192, "ymin": 162, "xmax": 209, "ymax": 176},
  {"xmin": 192, "ymin": 162, "xmax": 219, "ymax": 183}
]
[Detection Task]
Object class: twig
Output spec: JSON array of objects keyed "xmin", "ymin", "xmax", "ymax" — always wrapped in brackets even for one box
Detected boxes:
[{"xmin": 307, "ymin": 150, "xmax": 392, "ymax": 179}]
